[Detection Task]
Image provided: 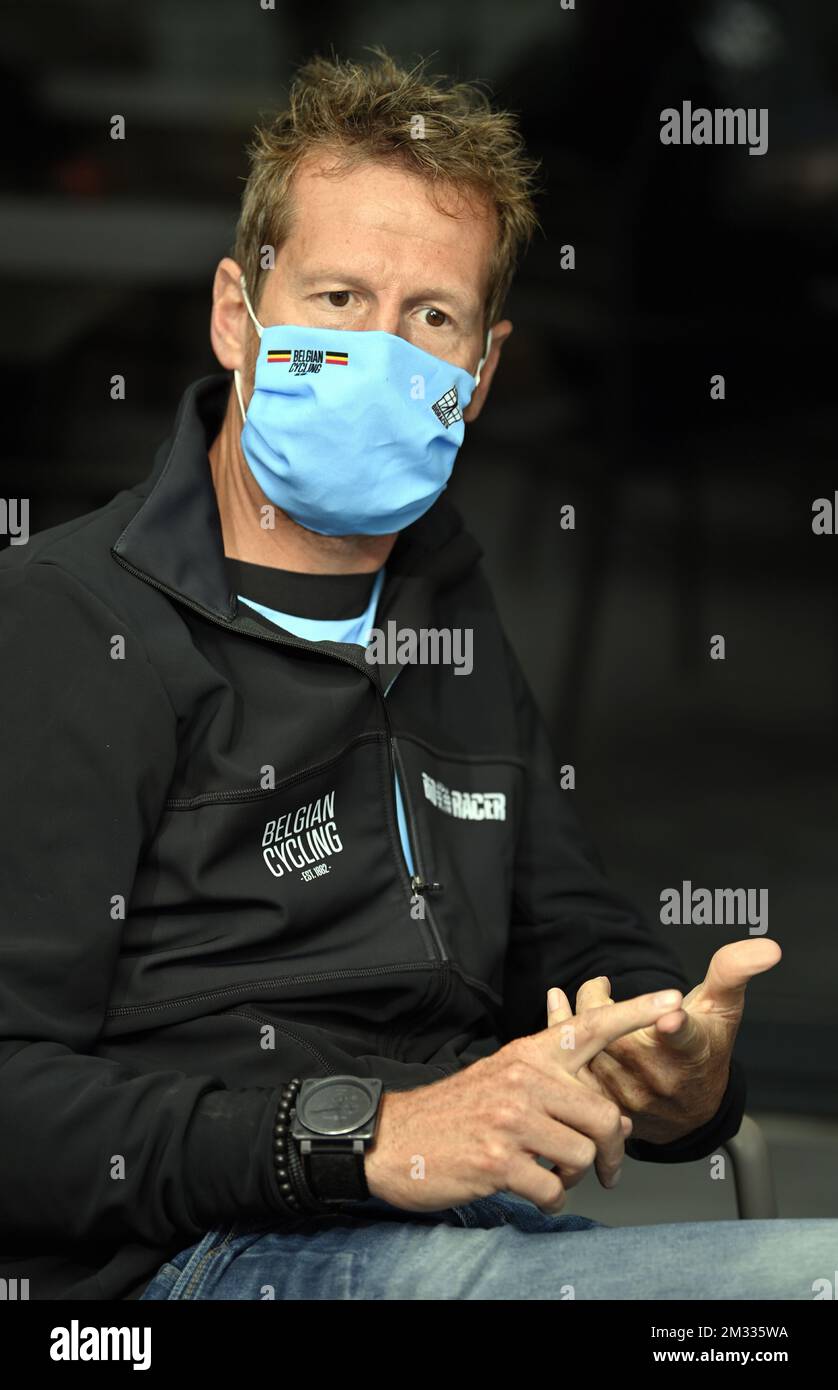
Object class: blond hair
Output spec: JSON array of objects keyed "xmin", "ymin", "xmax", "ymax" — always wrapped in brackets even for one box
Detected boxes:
[{"xmin": 233, "ymin": 48, "xmax": 541, "ymax": 333}]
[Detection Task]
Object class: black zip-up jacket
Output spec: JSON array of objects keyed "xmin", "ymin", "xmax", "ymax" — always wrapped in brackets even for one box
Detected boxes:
[{"xmin": 0, "ymin": 374, "xmax": 746, "ymax": 1300}]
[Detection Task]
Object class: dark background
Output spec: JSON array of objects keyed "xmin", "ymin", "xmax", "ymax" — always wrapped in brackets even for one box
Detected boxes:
[{"xmin": 2, "ymin": 0, "xmax": 836, "ymax": 1216}]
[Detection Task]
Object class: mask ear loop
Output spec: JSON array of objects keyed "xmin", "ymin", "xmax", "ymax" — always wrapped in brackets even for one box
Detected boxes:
[
  {"xmin": 234, "ymin": 273, "xmax": 264, "ymax": 424},
  {"xmin": 473, "ymin": 328, "xmax": 493, "ymax": 390}
]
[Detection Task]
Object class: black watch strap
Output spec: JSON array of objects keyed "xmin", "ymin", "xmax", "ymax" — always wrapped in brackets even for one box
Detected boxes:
[{"xmin": 305, "ymin": 1145, "xmax": 370, "ymax": 1203}]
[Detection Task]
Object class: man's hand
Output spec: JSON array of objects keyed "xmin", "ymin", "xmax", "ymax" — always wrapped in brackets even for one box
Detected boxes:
[
  {"xmin": 365, "ymin": 986, "xmax": 685, "ymax": 1215},
  {"xmin": 546, "ymin": 940, "xmax": 781, "ymax": 1144}
]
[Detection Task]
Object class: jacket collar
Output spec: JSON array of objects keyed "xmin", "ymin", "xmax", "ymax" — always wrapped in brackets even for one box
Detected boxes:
[
  {"xmin": 112, "ymin": 372, "xmax": 483, "ymax": 678},
  {"xmin": 113, "ymin": 375, "xmax": 236, "ymax": 619}
]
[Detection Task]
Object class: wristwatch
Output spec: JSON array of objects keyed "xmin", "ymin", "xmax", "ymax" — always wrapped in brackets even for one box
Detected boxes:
[{"xmin": 290, "ymin": 1076, "xmax": 383, "ymax": 1204}]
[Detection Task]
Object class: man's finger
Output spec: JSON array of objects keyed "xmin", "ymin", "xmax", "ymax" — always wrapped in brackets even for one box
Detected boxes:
[
  {"xmin": 575, "ymin": 975, "xmax": 612, "ymax": 1011},
  {"xmin": 698, "ymin": 939, "xmax": 782, "ymax": 1011},
  {"xmin": 547, "ymin": 987, "xmax": 573, "ymax": 1027},
  {"xmin": 652, "ymin": 1006, "xmax": 704, "ymax": 1052},
  {"xmin": 564, "ymin": 989, "xmax": 684, "ymax": 1070},
  {"xmin": 547, "ymin": 986, "xmax": 632, "ymax": 1128},
  {"xmin": 538, "ymin": 1081, "xmax": 627, "ymax": 1192},
  {"xmin": 575, "ymin": 975, "xmax": 701, "ymax": 1057}
]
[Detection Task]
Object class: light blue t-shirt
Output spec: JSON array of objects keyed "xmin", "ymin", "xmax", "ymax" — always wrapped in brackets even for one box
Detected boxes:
[{"xmin": 237, "ymin": 568, "xmax": 416, "ymax": 877}]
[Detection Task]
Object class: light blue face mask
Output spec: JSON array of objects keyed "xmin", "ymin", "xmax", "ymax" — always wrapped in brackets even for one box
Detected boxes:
[{"xmin": 234, "ymin": 276, "xmax": 491, "ymax": 536}]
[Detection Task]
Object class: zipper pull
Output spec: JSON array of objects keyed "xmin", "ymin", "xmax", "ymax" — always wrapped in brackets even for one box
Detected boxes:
[{"xmin": 410, "ymin": 874, "xmax": 443, "ymax": 895}]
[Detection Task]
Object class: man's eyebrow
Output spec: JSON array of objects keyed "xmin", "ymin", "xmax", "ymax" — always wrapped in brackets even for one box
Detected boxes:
[{"xmin": 295, "ymin": 268, "xmax": 372, "ymax": 286}]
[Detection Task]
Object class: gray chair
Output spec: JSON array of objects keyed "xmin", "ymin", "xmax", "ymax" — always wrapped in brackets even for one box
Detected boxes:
[{"xmin": 723, "ymin": 1114, "xmax": 778, "ymax": 1220}]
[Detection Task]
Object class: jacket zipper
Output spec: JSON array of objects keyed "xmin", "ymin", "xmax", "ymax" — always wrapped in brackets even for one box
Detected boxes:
[
  {"xmin": 390, "ymin": 736, "xmax": 446, "ymax": 960},
  {"xmin": 382, "ymin": 680, "xmax": 451, "ymax": 1055}
]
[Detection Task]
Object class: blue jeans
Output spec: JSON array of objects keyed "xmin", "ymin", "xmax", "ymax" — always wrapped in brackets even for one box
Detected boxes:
[{"xmin": 140, "ymin": 1191, "xmax": 838, "ymax": 1299}]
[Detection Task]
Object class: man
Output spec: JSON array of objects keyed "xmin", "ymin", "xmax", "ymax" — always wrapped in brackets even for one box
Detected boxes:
[{"xmin": 0, "ymin": 50, "xmax": 833, "ymax": 1302}]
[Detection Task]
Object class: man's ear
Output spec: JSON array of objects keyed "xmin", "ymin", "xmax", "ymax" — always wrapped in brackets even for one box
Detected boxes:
[
  {"xmin": 209, "ymin": 257, "xmax": 251, "ymax": 373},
  {"xmin": 462, "ymin": 319, "xmax": 513, "ymax": 423}
]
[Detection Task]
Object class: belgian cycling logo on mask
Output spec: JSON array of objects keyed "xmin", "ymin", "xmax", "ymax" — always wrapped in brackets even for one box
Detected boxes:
[
  {"xmin": 266, "ymin": 346, "xmax": 349, "ymax": 375},
  {"xmin": 431, "ymin": 386, "xmax": 463, "ymax": 428}
]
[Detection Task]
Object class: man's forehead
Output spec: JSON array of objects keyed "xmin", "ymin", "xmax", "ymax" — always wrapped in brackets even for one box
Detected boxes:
[{"xmin": 281, "ymin": 153, "xmax": 495, "ymax": 294}]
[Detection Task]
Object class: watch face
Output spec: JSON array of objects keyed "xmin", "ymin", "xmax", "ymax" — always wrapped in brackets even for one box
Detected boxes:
[{"xmin": 298, "ymin": 1079, "xmax": 378, "ymax": 1135}]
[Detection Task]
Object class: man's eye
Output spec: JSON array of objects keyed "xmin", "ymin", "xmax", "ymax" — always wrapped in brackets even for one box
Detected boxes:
[
  {"xmin": 325, "ymin": 291, "xmax": 351, "ymax": 308},
  {"xmin": 422, "ymin": 308, "xmax": 448, "ymax": 328}
]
